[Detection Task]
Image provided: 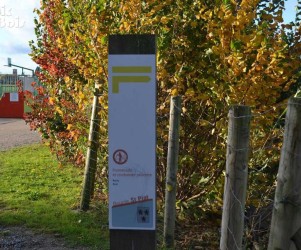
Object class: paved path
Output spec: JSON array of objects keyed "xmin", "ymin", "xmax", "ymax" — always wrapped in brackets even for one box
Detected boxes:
[{"xmin": 0, "ymin": 118, "xmax": 41, "ymax": 151}]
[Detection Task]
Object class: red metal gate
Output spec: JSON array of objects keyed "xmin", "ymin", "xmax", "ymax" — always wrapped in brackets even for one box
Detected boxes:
[{"xmin": 0, "ymin": 92, "xmax": 24, "ymax": 118}]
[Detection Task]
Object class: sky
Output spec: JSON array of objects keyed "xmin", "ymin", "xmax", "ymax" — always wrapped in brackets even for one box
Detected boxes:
[
  {"xmin": 0, "ymin": 0, "xmax": 40, "ymax": 74},
  {"xmin": 0, "ymin": 0, "xmax": 299, "ymax": 75}
]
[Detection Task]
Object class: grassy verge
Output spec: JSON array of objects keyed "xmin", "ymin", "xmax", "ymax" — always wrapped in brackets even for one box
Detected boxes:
[{"xmin": 0, "ymin": 144, "xmax": 109, "ymax": 249}]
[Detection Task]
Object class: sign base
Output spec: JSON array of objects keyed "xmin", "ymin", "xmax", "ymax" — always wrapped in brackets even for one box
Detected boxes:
[{"xmin": 110, "ymin": 230, "xmax": 156, "ymax": 250}]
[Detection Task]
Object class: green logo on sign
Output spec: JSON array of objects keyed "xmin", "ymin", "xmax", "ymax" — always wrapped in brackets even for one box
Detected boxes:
[{"xmin": 112, "ymin": 66, "xmax": 152, "ymax": 93}]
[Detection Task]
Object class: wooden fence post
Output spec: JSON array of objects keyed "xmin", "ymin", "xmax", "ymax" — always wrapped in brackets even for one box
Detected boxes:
[
  {"xmin": 220, "ymin": 105, "xmax": 251, "ymax": 250},
  {"xmin": 164, "ymin": 96, "xmax": 181, "ymax": 248},
  {"xmin": 268, "ymin": 97, "xmax": 301, "ymax": 250},
  {"xmin": 80, "ymin": 81, "xmax": 101, "ymax": 211}
]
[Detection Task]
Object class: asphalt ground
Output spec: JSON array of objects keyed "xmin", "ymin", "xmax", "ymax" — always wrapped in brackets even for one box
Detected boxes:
[{"xmin": 0, "ymin": 118, "xmax": 41, "ymax": 151}]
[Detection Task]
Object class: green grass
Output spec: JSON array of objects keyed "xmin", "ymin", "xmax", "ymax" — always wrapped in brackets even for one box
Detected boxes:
[{"xmin": 0, "ymin": 144, "xmax": 109, "ymax": 249}]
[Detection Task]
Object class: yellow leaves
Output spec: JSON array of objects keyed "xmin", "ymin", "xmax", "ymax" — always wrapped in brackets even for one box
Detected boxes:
[
  {"xmin": 70, "ymin": 130, "xmax": 79, "ymax": 142},
  {"xmin": 119, "ymin": 0, "xmax": 142, "ymax": 21},
  {"xmin": 171, "ymin": 88, "xmax": 179, "ymax": 97},
  {"xmin": 76, "ymin": 90, "xmax": 89, "ymax": 110},
  {"xmin": 246, "ymin": 34, "xmax": 262, "ymax": 49},
  {"xmin": 160, "ymin": 16, "xmax": 169, "ymax": 25},
  {"xmin": 235, "ymin": 5, "xmax": 256, "ymax": 28},
  {"xmin": 64, "ymin": 76, "xmax": 70, "ymax": 83},
  {"xmin": 90, "ymin": 28, "xmax": 99, "ymax": 40},
  {"xmin": 119, "ymin": 3, "xmax": 128, "ymax": 13},
  {"xmin": 190, "ymin": 21, "xmax": 198, "ymax": 28},
  {"xmin": 98, "ymin": 94, "xmax": 106, "ymax": 104},
  {"xmin": 78, "ymin": 91, "xmax": 85, "ymax": 100},
  {"xmin": 198, "ymin": 7, "xmax": 212, "ymax": 20},
  {"xmin": 198, "ymin": 93, "xmax": 210, "ymax": 101},
  {"xmin": 198, "ymin": 119, "xmax": 212, "ymax": 127},
  {"xmin": 278, "ymin": 69, "xmax": 284, "ymax": 75},
  {"xmin": 185, "ymin": 88, "xmax": 195, "ymax": 96},
  {"xmin": 239, "ymin": 0, "xmax": 251, "ymax": 9},
  {"xmin": 152, "ymin": 3, "xmax": 164, "ymax": 13},
  {"xmin": 90, "ymin": 5, "xmax": 97, "ymax": 15},
  {"xmin": 211, "ymin": 46, "xmax": 221, "ymax": 54},
  {"xmin": 161, "ymin": 68, "xmax": 168, "ymax": 79},
  {"xmin": 48, "ymin": 97, "xmax": 55, "ymax": 105},
  {"xmin": 119, "ymin": 21, "xmax": 131, "ymax": 32},
  {"xmin": 102, "ymin": 103, "xmax": 108, "ymax": 110},
  {"xmin": 30, "ymin": 0, "xmax": 301, "ymax": 212},
  {"xmin": 83, "ymin": 67, "xmax": 93, "ymax": 79},
  {"xmin": 98, "ymin": 95, "xmax": 108, "ymax": 110},
  {"xmin": 97, "ymin": 67, "xmax": 104, "ymax": 75},
  {"xmin": 55, "ymin": 107, "xmax": 63, "ymax": 116},
  {"xmin": 56, "ymin": 37, "xmax": 63, "ymax": 48}
]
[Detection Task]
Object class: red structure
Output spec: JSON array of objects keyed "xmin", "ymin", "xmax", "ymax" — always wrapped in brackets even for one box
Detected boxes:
[{"xmin": 0, "ymin": 92, "xmax": 24, "ymax": 118}]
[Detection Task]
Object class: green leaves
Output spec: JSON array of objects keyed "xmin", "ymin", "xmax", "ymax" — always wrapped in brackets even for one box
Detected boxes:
[{"xmin": 230, "ymin": 40, "xmax": 243, "ymax": 51}]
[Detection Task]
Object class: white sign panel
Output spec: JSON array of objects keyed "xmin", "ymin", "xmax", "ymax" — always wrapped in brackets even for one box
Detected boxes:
[
  {"xmin": 10, "ymin": 92, "xmax": 19, "ymax": 102},
  {"xmin": 108, "ymin": 52, "xmax": 156, "ymax": 230}
]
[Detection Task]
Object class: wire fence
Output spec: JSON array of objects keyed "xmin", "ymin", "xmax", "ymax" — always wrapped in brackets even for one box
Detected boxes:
[
  {"xmin": 84, "ymin": 96, "xmax": 289, "ymax": 248},
  {"xmin": 7, "ymin": 90, "xmax": 300, "ymax": 249}
]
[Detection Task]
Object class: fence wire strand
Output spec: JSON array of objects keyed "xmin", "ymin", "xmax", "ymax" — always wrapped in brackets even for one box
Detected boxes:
[
  {"xmin": 168, "ymin": 99, "xmax": 292, "ymax": 248},
  {"xmin": 18, "ymin": 92, "xmax": 300, "ymax": 249}
]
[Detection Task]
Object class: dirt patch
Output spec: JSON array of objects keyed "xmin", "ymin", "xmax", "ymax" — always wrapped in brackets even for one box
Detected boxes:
[{"xmin": 0, "ymin": 226, "xmax": 89, "ymax": 250}]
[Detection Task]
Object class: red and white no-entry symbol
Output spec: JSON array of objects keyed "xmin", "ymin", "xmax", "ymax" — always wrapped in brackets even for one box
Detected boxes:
[{"xmin": 113, "ymin": 149, "xmax": 128, "ymax": 165}]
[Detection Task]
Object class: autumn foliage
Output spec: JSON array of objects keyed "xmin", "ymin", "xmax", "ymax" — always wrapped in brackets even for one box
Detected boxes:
[{"xmin": 28, "ymin": 0, "xmax": 301, "ymax": 215}]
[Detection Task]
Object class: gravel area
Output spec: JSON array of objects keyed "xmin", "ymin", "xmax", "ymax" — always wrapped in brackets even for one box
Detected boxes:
[
  {"xmin": 0, "ymin": 226, "xmax": 89, "ymax": 250},
  {"xmin": 0, "ymin": 118, "xmax": 41, "ymax": 151},
  {"xmin": 0, "ymin": 119, "xmax": 90, "ymax": 249}
]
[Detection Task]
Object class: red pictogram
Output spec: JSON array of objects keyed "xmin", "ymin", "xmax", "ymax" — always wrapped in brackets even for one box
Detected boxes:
[{"xmin": 113, "ymin": 149, "xmax": 128, "ymax": 165}]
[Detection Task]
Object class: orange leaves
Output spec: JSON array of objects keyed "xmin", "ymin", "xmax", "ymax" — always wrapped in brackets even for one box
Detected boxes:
[{"xmin": 48, "ymin": 97, "xmax": 55, "ymax": 105}]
